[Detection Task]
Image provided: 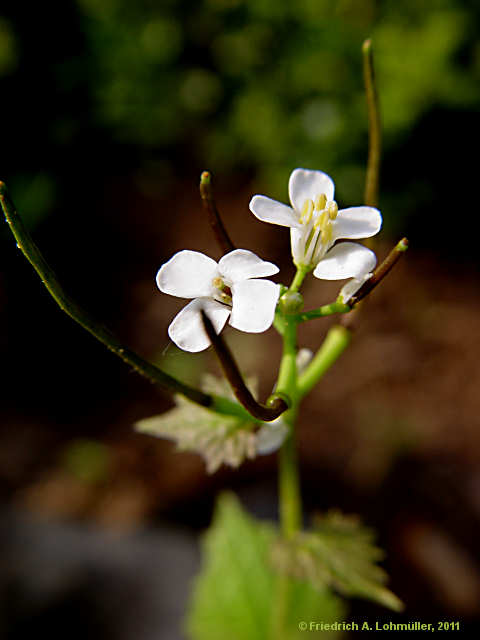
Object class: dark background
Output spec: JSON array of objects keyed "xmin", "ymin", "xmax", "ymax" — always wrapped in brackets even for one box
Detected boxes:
[{"xmin": 1, "ymin": 0, "xmax": 480, "ymax": 637}]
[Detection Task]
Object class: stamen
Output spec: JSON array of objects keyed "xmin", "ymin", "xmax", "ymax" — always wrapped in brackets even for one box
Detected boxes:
[
  {"xmin": 313, "ymin": 210, "xmax": 329, "ymax": 231},
  {"xmin": 299, "ymin": 198, "xmax": 314, "ymax": 224},
  {"xmin": 304, "ymin": 227, "xmax": 316, "ymax": 253},
  {"xmin": 220, "ymin": 292, "xmax": 232, "ymax": 304},
  {"xmin": 314, "ymin": 193, "xmax": 327, "ymax": 210},
  {"xmin": 321, "ymin": 222, "xmax": 333, "ymax": 243},
  {"xmin": 327, "ymin": 201, "xmax": 338, "ymax": 220},
  {"xmin": 212, "ymin": 277, "xmax": 233, "ymax": 304},
  {"xmin": 212, "ymin": 277, "xmax": 224, "ymax": 290}
]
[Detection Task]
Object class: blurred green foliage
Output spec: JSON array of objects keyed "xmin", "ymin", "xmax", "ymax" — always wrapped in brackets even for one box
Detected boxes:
[
  {"xmin": 61, "ymin": 438, "xmax": 111, "ymax": 484},
  {"xmin": 1, "ymin": 0, "xmax": 479, "ymax": 243},
  {"xmin": 0, "ymin": 16, "xmax": 17, "ymax": 75},
  {"xmin": 72, "ymin": 0, "xmax": 479, "ymax": 201}
]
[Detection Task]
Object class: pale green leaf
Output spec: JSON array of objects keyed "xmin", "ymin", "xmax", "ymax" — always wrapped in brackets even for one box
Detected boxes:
[
  {"xmin": 135, "ymin": 375, "xmax": 286, "ymax": 473},
  {"xmin": 186, "ymin": 493, "xmax": 344, "ymax": 640},
  {"xmin": 272, "ymin": 510, "xmax": 403, "ymax": 612}
]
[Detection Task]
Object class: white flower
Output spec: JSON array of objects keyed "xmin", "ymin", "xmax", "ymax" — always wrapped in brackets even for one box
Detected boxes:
[
  {"xmin": 156, "ymin": 249, "xmax": 281, "ymax": 352},
  {"xmin": 313, "ymin": 241, "xmax": 376, "ymax": 304},
  {"xmin": 249, "ymin": 168, "xmax": 381, "ymax": 284}
]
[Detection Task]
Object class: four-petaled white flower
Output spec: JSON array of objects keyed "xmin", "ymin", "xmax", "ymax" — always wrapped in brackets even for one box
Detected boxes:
[
  {"xmin": 157, "ymin": 249, "xmax": 280, "ymax": 352},
  {"xmin": 249, "ymin": 168, "xmax": 382, "ymax": 288}
]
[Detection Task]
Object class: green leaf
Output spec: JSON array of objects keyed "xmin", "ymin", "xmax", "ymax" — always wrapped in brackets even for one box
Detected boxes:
[
  {"xmin": 272, "ymin": 510, "xmax": 403, "ymax": 612},
  {"xmin": 135, "ymin": 375, "xmax": 287, "ymax": 474},
  {"xmin": 186, "ymin": 493, "xmax": 344, "ymax": 640}
]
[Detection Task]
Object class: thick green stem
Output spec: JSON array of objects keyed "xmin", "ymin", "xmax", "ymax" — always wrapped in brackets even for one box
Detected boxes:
[
  {"xmin": 275, "ymin": 317, "xmax": 301, "ymax": 537},
  {"xmin": 277, "ymin": 407, "xmax": 301, "ymax": 537},
  {"xmin": 271, "ymin": 316, "xmax": 301, "ymax": 640},
  {"xmin": 297, "ymin": 325, "xmax": 351, "ymax": 399}
]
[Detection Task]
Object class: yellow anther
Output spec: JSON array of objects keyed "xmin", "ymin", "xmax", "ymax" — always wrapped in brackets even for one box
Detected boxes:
[
  {"xmin": 327, "ymin": 201, "xmax": 338, "ymax": 220},
  {"xmin": 299, "ymin": 198, "xmax": 314, "ymax": 224},
  {"xmin": 212, "ymin": 277, "xmax": 224, "ymax": 290},
  {"xmin": 314, "ymin": 210, "xmax": 329, "ymax": 231},
  {"xmin": 314, "ymin": 193, "xmax": 327, "ymax": 210}
]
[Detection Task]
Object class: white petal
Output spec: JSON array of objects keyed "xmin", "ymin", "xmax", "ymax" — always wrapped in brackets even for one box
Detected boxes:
[
  {"xmin": 338, "ymin": 273, "xmax": 372, "ymax": 304},
  {"xmin": 229, "ymin": 279, "xmax": 280, "ymax": 333},
  {"xmin": 290, "ymin": 226, "xmax": 306, "ymax": 265},
  {"xmin": 156, "ymin": 250, "xmax": 218, "ymax": 299},
  {"xmin": 313, "ymin": 242, "xmax": 377, "ymax": 280},
  {"xmin": 333, "ymin": 206, "xmax": 382, "ymax": 241},
  {"xmin": 249, "ymin": 195, "xmax": 300, "ymax": 228},
  {"xmin": 218, "ymin": 249, "xmax": 279, "ymax": 283},
  {"xmin": 168, "ymin": 298, "xmax": 230, "ymax": 352},
  {"xmin": 256, "ymin": 419, "xmax": 288, "ymax": 454},
  {"xmin": 288, "ymin": 168, "xmax": 335, "ymax": 212}
]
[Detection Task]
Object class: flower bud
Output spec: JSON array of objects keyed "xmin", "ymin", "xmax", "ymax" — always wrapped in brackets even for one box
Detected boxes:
[{"xmin": 278, "ymin": 290, "xmax": 304, "ymax": 314}]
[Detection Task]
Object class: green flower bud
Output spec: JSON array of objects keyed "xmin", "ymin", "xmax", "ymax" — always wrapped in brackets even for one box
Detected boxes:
[{"xmin": 279, "ymin": 290, "xmax": 304, "ymax": 314}]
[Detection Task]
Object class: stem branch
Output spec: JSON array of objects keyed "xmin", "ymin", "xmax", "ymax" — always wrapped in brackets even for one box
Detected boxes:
[
  {"xmin": 295, "ymin": 301, "xmax": 351, "ymax": 322},
  {"xmin": 349, "ymin": 237, "xmax": 409, "ymax": 306},
  {"xmin": 200, "ymin": 171, "xmax": 235, "ymax": 255},
  {"xmin": 297, "ymin": 325, "xmax": 352, "ymax": 399},
  {"xmin": 201, "ymin": 310, "xmax": 289, "ymax": 422},
  {"xmin": 363, "ymin": 38, "xmax": 381, "ymax": 209}
]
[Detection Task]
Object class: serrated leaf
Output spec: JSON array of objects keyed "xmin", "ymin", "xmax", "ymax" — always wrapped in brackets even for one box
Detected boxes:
[
  {"xmin": 186, "ymin": 493, "xmax": 344, "ymax": 640},
  {"xmin": 272, "ymin": 510, "xmax": 403, "ymax": 612},
  {"xmin": 135, "ymin": 375, "xmax": 287, "ymax": 473}
]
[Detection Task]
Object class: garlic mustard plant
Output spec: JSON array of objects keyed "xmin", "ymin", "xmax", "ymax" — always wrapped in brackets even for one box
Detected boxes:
[{"xmin": 1, "ymin": 39, "xmax": 410, "ymax": 635}]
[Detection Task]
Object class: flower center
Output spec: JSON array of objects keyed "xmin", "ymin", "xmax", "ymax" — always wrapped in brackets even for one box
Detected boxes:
[
  {"xmin": 299, "ymin": 194, "xmax": 338, "ymax": 244},
  {"xmin": 212, "ymin": 277, "xmax": 232, "ymax": 305}
]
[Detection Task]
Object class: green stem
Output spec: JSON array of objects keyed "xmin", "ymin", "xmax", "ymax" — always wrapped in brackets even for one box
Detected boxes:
[
  {"xmin": 297, "ymin": 325, "xmax": 351, "ymax": 399},
  {"xmin": 275, "ymin": 317, "xmax": 301, "ymax": 537},
  {"xmin": 0, "ymin": 181, "xmax": 255, "ymax": 421},
  {"xmin": 277, "ymin": 406, "xmax": 301, "ymax": 537},
  {"xmin": 289, "ymin": 265, "xmax": 309, "ymax": 293},
  {"xmin": 294, "ymin": 301, "xmax": 351, "ymax": 322},
  {"xmin": 271, "ymin": 316, "xmax": 301, "ymax": 640},
  {"xmin": 210, "ymin": 395, "xmax": 266, "ymax": 422}
]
